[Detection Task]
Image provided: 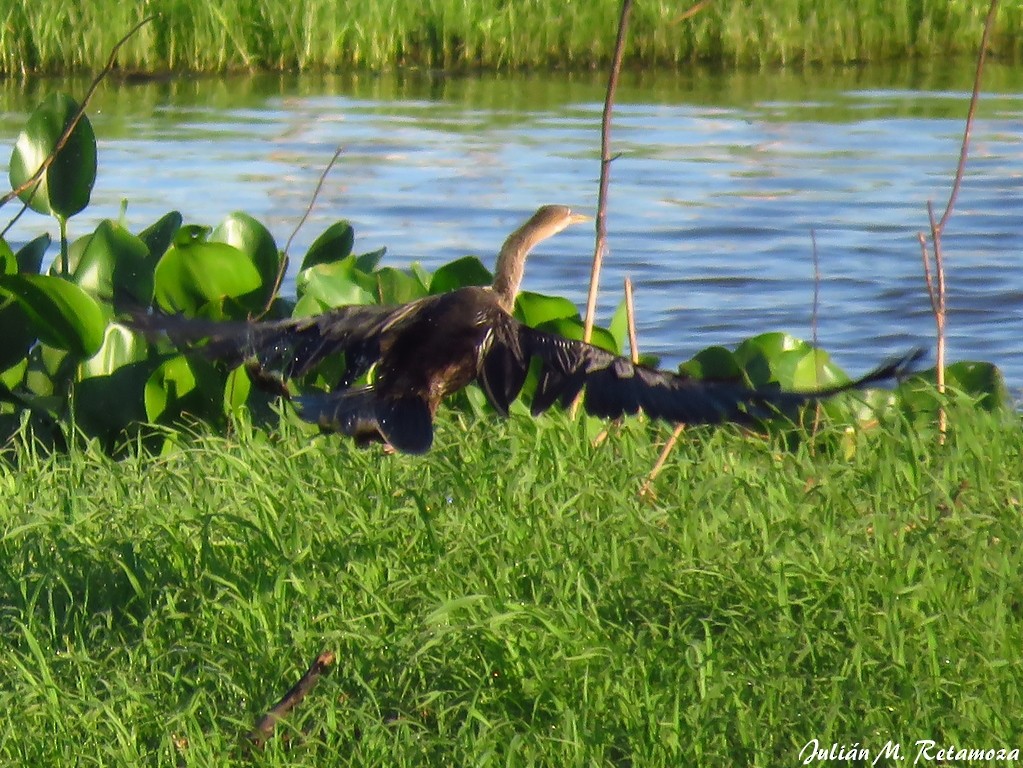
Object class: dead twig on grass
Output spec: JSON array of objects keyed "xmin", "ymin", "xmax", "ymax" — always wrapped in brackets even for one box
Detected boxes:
[{"xmin": 247, "ymin": 650, "xmax": 336, "ymax": 750}]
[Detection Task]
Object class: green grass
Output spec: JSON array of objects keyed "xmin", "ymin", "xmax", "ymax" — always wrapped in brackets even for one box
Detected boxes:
[
  {"xmin": 2, "ymin": 0, "xmax": 1022, "ymax": 75},
  {"xmin": 1, "ymin": 404, "xmax": 1021, "ymax": 764}
]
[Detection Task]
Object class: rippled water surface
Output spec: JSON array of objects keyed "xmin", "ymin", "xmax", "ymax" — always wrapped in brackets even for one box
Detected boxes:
[{"xmin": 2, "ymin": 64, "xmax": 1022, "ymax": 390}]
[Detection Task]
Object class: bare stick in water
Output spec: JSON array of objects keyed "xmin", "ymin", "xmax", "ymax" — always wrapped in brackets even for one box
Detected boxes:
[{"xmin": 917, "ymin": 0, "xmax": 998, "ymax": 443}]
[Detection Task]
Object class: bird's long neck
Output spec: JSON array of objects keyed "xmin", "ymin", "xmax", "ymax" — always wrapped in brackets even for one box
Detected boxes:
[{"xmin": 492, "ymin": 223, "xmax": 546, "ymax": 314}]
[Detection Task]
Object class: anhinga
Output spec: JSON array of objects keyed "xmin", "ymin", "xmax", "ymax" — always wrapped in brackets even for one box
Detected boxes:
[{"xmin": 130, "ymin": 205, "xmax": 923, "ymax": 454}]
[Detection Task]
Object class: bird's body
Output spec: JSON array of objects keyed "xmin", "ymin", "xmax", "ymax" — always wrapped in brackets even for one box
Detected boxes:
[{"xmin": 130, "ymin": 205, "xmax": 923, "ymax": 453}]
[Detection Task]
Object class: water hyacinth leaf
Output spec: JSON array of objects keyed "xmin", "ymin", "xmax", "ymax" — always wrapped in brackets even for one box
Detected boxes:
[
  {"xmin": 294, "ymin": 258, "xmax": 375, "ymax": 316},
  {"xmin": 679, "ymin": 345, "xmax": 741, "ymax": 381},
  {"xmin": 429, "ymin": 256, "xmax": 492, "ymax": 295},
  {"xmin": 355, "ymin": 247, "xmax": 387, "ymax": 274},
  {"xmin": 73, "ymin": 362, "xmax": 154, "ymax": 443},
  {"xmin": 0, "ymin": 300, "xmax": 35, "ymax": 371},
  {"xmin": 138, "ymin": 211, "xmax": 183, "ymax": 261},
  {"xmin": 0, "ymin": 273, "xmax": 105, "ymax": 357},
  {"xmin": 900, "ymin": 362, "xmax": 1009, "ymax": 414},
  {"xmin": 0, "ymin": 356, "xmax": 28, "ymax": 391},
  {"xmin": 301, "ymin": 220, "xmax": 355, "ymax": 271},
  {"xmin": 410, "ymin": 262, "xmax": 432, "ymax": 291},
  {"xmin": 74, "ymin": 322, "xmax": 153, "ymax": 441},
  {"xmin": 77, "ymin": 321, "xmax": 149, "ymax": 379},
  {"xmin": 733, "ymin": 332, "xmax": 813, "ymax": 386},
  {"xmin": 607, "ymin": 298, "xmax": 629, "ymax": 355},
  {"xmin": 173, "ymin": 225, "xmax": 213, "ymax": 246},
  {"xmin": 946, "ymin": 361, "xmax": 1009, "ymax": 410},
  {"xmin": 144, "ymin": 354, "xmax": 222, "ymax": 424},
  {"xmin": 374, "ymin": 266, "xmax": 428, "ymax": 305},
  {"xmin": 60, "ymin": 220, "xmax": 154, "ymax": 311},
  {"xmin": 8, "ymin": 92, "xmax": 97, "ymax": 218},
  {"xmin": 1, "ymin": 240, "xmax": 15, "ymax": 275},
  {"xmin": 515, "ymin": 291, "xmax": 580, "ymax": 328},
  {"xmin": 788, "ymin": 348, "xmax": 847, "ymax": 390},
  {"xmin": 15, "ymin": 233, "xmax": 51, "ymax": 274},
  {"xmin": 154, "ymin": 240, "xmax": 262, "ymax": 318},
  {"xmin": 211, "ymin": 212, "xmax": 281, "ymax": 303}
]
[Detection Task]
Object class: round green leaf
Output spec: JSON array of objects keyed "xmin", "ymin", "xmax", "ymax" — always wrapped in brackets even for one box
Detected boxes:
[
  {"xmin": 0, "ymin": 299, "xmax": 35, "ymax": 371},
  {"xmin": 294, "ymin": 259, "xmax": 375, "ymax": 316},
  {"xmin": 0, "ymin": 273, "xmax": 105, "ymax": 357},
  {"xmin": 9, "ymin": 92, "xmax": 97, "ymax": 219},
  {"xmin": 211, "ymin": 212, "xmax": 281, "ymax": 302},
  {"xmin": 61, "ymin": 220, "xmax": 154, "ymax": 310},
  {"xmin": 138, "ymin": 211, "xmax": 184, "ymax": 261},
  {"xmin": 429, "ymin": 256, "xmax": 492, "ymax": 294},
  {"xmin": 15, "ymin": 233, "xmax": 51, "ymax": 274},
  {"xmin": 301, "ymin": 220, "xmax": 355, "ymax": 271},
  {"xmin": 679, "ymin": 345, "xmax": 741, "ymax": 380},
  {"xmin": 154, "ymin": 239, "xmax": 263, "ymax": 318},
  {"xmin": 374, "ymin": 266, "xmax": 428, "ymax": 305},
  {"xmin": 515, "ymin": 290, "xmax": 581, "ymax": 328},
  {"xmin": 77, "ymin": 321, "xmax": 149, "ymax": 379},
  {"xmin": 0, "ymin": 239, "xmax": 15, "ymax": 275},
  {"xmin": 144, "ymin": 354, "xmax": 223, "ymax": 424},
  {"xmin": 355, "ymin": 247, "xmax": 387, "ymax": 274},
  {"xmin": 733, "ymin": 332, "xmax": 814, "ymax": 386}
]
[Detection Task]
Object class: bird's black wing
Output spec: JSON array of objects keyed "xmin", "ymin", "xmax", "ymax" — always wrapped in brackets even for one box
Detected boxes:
[
  {"xmin": 480, "ymin": 314, "xmax": 924, "ymax": 425},
  {"xmin": 128, "ymin": 303, "xmax": 414, "ymax": 386}
]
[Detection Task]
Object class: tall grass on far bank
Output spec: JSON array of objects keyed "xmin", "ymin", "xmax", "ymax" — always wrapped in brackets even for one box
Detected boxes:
[
  {"xmin": 0, "ymin": 405, "xmax": 1021, "ymax": 764},
  {"xmin": 3, "ymin": 0, "xmax": 1022, "ymax": 75}
]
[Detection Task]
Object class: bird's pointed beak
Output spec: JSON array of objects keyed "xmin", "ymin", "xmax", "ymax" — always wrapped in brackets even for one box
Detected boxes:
[{"xmin": 569, "ymin": 212, "xmax": 593, "ymax": 226}]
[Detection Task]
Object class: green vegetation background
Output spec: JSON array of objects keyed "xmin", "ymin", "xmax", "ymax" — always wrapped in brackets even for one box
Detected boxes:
[
  {"xmin": 4, "ymin": 0, "xmax": 1023, "ymax": 74},
  {"xmin": 2, "ymin": 410, "xmax": 1021, "ymax": 764}
]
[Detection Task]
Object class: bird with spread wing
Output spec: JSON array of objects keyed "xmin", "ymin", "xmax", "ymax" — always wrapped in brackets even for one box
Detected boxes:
[{"xmin": 129, "ymin": 205, "xmax": 924, "ymax": 454}]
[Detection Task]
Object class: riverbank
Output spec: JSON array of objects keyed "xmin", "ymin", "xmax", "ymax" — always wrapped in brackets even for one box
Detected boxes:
[
  {"xmin": 1, "ymin": 408, "xmax": 1020, "ymax": 762},
  {"xmin": 4, "ymin": 0, "xmax": 1021, "ymax": 75}
]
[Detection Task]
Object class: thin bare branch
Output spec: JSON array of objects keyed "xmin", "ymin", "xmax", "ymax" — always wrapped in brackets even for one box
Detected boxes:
[
  {"xmin": 936, "ymin": 0, "xmax": 998, "ymax": 233},
  {"xmin": 918, "ymin": 231, "xmax": 938, "ymax": 316},
  {"xmin": 247, "ymin": 650, "xmax": 336, "ymax": 750},
  {"xmin": 639, "ymin": 424, "xmax": 685, "ymax": 499},
  {"xmin": 581, "ymin": 0, "xmax": 632, "ymax": 348},
  {"xmin": 260, "ymin": 145, "xmax": 345, "ymax": 317},
  {"xmin": 809, "ymin": 227, "xmax": 822, "ymax": 436},
  {"xmin": 671, "ymin": 0, "xmax": 715, "ymax": 24},
  {"xmin": 0, "ymin": 16, "xmax": 155, "ymax": 217}
]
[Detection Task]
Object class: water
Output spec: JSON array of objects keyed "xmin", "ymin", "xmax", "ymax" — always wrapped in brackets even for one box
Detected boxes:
[{"xmin": 2, "ymin": 64, "xmax": 1021, "ymax": 392}]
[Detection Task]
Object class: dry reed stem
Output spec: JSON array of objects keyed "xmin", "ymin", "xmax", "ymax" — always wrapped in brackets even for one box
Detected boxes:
[
  {"xmin": 917, "ymin": 0, "xmax": 997, "ymax": 444},
  {"xmin": 574, "ymin": 0, "xmax": 632, "ymax": 419},
  {"xmin": 639, "ymin": 424, "xmax": 685, "ymax": 500},
  {"xmin": 809, "ymin": 227, "xmax": 822, "ymax": 439},
  {"xmin": 624, "ymin": 276, "xmax": 639, "ymax": 365},
  {"xmin": 592, "ymin": 276, "xmax": 639, "ymax": 446}
]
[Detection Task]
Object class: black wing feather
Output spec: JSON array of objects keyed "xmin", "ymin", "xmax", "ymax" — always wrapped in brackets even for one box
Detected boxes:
[
  {"xmin": 127, "ymin": 304, "xmax": 399, "ymax": 381},
  {"xmin": 492, "ymin": 319, "xmax": 924, "ymax": 426}
]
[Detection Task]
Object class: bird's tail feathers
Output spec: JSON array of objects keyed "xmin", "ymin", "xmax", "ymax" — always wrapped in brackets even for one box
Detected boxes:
[
  {"xmin": 295, "ymin": 388, "xmax": 434, "ymax": 455},
  {"xmin": 804, "ymin": 346, "xmax": 926, "ymax": 397}
]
